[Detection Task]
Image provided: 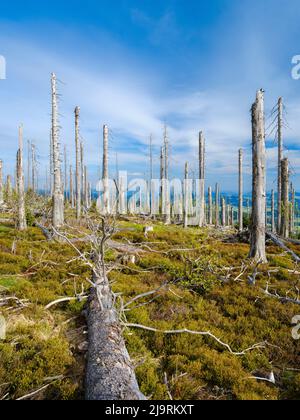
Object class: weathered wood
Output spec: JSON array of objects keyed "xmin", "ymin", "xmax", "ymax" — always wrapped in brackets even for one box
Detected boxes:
[
  {"xmin": 249, "ymin": 90, "xmax": 267, "ymax": 263},
  {"xmin": 267, "ymin": 232, "xmax": 300, "ymax": 264},
  {"xmin": 280, "ymin": 158, "xmax": 289, "ymax": 239},
  {"xmin": 215, "ymin": 183, "xmax": 220, "ymax": 228},
  {"xmin": 16, "ymin": 125, "xmax": 27, "ymax": 231},
  {"xmin": 183, "ymin": 162, "xmax": 189, "ymax": 229},
  {"xmin": 51, "ymin": 73, "xmax": 64, "ymax": 228},
  {"xmin": 0, "ymin": 160, "xmax": 3, "ymax": 205},
  {"xmin": 85, "ymin": 275, "xmax": 145, "ymax": 401},
  {"xmin": 238, "ymin": 149, "xmax": 243, "ymax": 232},
  {"xmin": 102, "ymin": 124, "xmax": 110, "ymax": 215},
  {"xmin": 208, "ymin": 186, "xmax": 213, "ymax": 225},
  {"xmin": 75, "ymin": 107, "xmax": 81, "ymax": 219},
  {"xmin": 277, "ymin": 97, "xmax": 283, "ymax": 233},
  {"xmin": 271, "ymin": 190, "xmax": 275, "ymax": 233},
  {"xmin": 199, "ymin": 132, "xmax": 205, "ymax": 227}
]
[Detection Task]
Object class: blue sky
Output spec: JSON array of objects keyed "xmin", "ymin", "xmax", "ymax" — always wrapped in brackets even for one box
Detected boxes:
[{"xmin": 1, "ymin": 0, "xmax": 300, "ymax": 192}]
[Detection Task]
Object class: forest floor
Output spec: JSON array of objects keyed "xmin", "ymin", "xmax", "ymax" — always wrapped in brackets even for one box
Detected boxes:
[{"xmin": 0, "ymin": 216, "xmax": 300, "ymax": 400}]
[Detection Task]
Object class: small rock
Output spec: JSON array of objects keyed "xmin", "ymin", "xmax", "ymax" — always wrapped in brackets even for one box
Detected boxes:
[{"xmin": 78, "ymin": 341, "xmax": 88, "ymax": 353}]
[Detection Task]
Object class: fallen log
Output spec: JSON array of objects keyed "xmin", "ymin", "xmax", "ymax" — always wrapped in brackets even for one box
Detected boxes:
[
  {"xmin": 266, "ymin": 232, "xmax": 300, "ymax": 264},
  {"xmin": 85, "ymin": 275, "xmax": 145, "ymax": 401}
]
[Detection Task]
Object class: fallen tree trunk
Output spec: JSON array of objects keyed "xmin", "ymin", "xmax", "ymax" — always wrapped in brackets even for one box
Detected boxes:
[
  {"xmin": 85, "ymin": 275, "xmax": 145, "ymax": 401},
  {"xmin": 266, "ymin": 232, "xmax": 300, "ymax": 264}
]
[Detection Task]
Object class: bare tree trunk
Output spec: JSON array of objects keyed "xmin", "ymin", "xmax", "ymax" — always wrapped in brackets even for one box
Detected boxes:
[
  {"xmin": 75, "ymin": 106, "xmax": 81, "ymax": 220},
  {"xmin": 271, "ymin": 189, "xmax": 275, "ymax": 233},
  {"xmin": 102, "ymin": 125, "xmax": 109, "ymax": 215},
  {"xmin": 160, "ymin": 147, "xmax": 164, "ymax": 216},
  {"xmin": 81, "ymin": 142, "xmax": 85, "ymax": 205},
  {"xmin": 215, "ymin": 183, "xmax": 220, "ymax": 228},
  {"xmin": 208, "ymin": 186, "xmax": 213, "ymax": 225},
  {"xmin": 277, "ymin": 97, "xmax": 283, "ymax": 234},
  {"xmin": 149, "ymin": 134, "xmax": 153, "ymax": 216},
  {"xmin": 290, "ymin": 187, "xmax": 295, "ymax": 237},
  {"xmin": 249, "ymin": 90, "xmax": 267, "ymax": 263},
  {"xmin": 84, "ymin": 165, "xmax": 89, "ymax": 209},
  {"xmin": 49, "ymin": 131, "xmax": 53, "ymax": 196},
  {"xmin": 238, "ymin": 149, "xmax": 243, "ymax": 232},
  {"xmin": 64, "ymin": 145, "xmax": 68, "ymax": 201},
  {"xmin": 184, "ymin": 162, "xmax": 189, "ymax": 228},
  {"xmin": 221, "ymin": 197, "xmax": 226, "ymax": 227},
  {"xmin": 86, "ymin": 273, "xmax": 145, "ymax": 401},
  {"xmin": 5, "ymin": 175, "xmax": 12, "ymax": 201},
  {"xmin": 0, "ymin": 160, "xmax": 3, "ymax": 206},
  {"xmin": 31, "ymin": 143, "xmax": 36, "ymax": 193},
  {"xmin": 280, "ymin": 158, "xmax": 289, "ymax": 238},
  {"xmin": 16, "ymin": 125, "xmax": 27, "ymax": 231},
  {"xmin": 163, "ymin": 126, "xmax": 171, "ymax": 225},
  {"xmin": 51, "ymin": 73, "xmax": 64, "ymax": 228},
  {"xmin": 70, "ymin": 165, "xmax": 74, "ymax": 208},
  {"xmin": 199, "ymin": 132, "xmax": 206, "ymax": 227},
  {"xmin": 231, "ymin": 206, "xmax": 234, "ymax": 227},
  {"xmin": 27, "ymin": 140, "xmax": 31, "ymax": 191}
]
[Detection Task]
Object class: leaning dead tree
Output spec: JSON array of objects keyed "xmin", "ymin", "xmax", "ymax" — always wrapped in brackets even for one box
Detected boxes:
[
  {"xmin": 199, "ymin": 131, "xmax": 206, "ymax": 227},
  {"xmin": 16, "ymin": 125, "xmax": 27, "ymax": 231},
  {"xmin": 249, "ymin": 90, "xmax": 267, "ymax": 263},
  {"xmin": 238, "ymin": 149, "xmax": 243, "ymax": 232},
  {"xmin": 51, "ymin": 73, "xmax": 64, "ymax": 228},
  {"xmin": 75, "ymin": 106, "xmax": 81, "ymax": 220},
  {"xmin": 280, "ymin": 158, "xmax": 289, "ymax": 239}
]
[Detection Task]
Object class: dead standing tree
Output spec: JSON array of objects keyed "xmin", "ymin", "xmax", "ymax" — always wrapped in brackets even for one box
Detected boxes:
[
  {"xmin": 277, "ymin": 97, "xmax": 283, "ymax": 234},
  {"xmin": 280, "ymin": 158, "xmax": 289, "ymax": 239},
  {"xmin": 102, "ymin": 124, "xmax": 110, "ymax": 215},
  {"xmin": 75, "ymin": 106, "xmax": 81, "ymax": 220},
  {"xmin": 16, "ymin": 125, "xmax": 27, "ymax": 231},
  {"xmin": 51, "ymin": 73, "xmax": 64, "ymax": 228},
  {"xmin": 249, "ymin": 90, "xmax": 267, "ymax": 263},
  {"xmin": 0, "ymin": 160, "xmax": 3, "ymax": 206},
  {"xmin": 199, "ymin": 132, "xmax": 206, "ymax": 227},
  {"xmin": 238, "ymin": 149, "xmax": 243, "ymax": 232}
]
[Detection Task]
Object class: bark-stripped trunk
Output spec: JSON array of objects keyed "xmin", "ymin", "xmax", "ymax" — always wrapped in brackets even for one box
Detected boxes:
[
  {"xmin": 249, "ymin": 90, "xmax": 267, "ymax": 263},
  {"xmin": 50, "ymin": 131, "xmax": 53, "ymax": 196},
  {"xmin": 160, "ymin": 147, "xmax": 164, "ymax": 216},
  {"xmin": 84, "ymin": 166, "xmax": 89, "ymax": 209},
  {"xmin": 5, "ymin": 175, "xmax": 12, "ymax": 201},
  {"xmin": 64, "ymin": 145, "xmax": 68, "ymax": 200},
  {"xmin": 163, "ymin": 126, "xmax": 171, "ymax": 225},
  {"xmin": 208, "ymin": 186, "xmax": 213, "ymax": 225},
  {"xmin": 290, "ymin": 187, "xmax": 295, "ymax": 237},
  {"xmin": 199, "ymin": 132, "xmax": 205, "ymax": 227},
  {"xmin": 51, "ymin": 73, "xmax": 64, "ymax": 228},
  {"xmin": 85, "ymin": 275, "xmax": 145, "ymax": 401},
  {"xmin": 271, "ymin": 190, "xmax": 275, "ymax": 233},
  {"xmin": 16, "ymin": 125, "xmax": 27, "ymax": 231},
  {"xmin": 81, "ymin": 142, "xmax": 85, "ymax": 205},
  {"xmin": 238, "ymin": 149, "xmax": 243, "ymax": 232},
  {"xmin": 221, "ymin": 198, "xmax": 226, "ymax": 227},
  {"xmin": 277, "ymin": 97, "xmax": 283, "ymax": 234},
  {"xmin": 231, "ymin": 206, "xmax": 234, "ymax": 227},
  {"xmin": 31, "ymin": 143, "xmax": 36, "ymax": 193},
  {"xmin": 27, "ymin": 140, "xmax": 31, "ymax": 191},
  {"xmin": 215, "ymin": 183, "xmax": 220, "ymax": 228},
  {"xmin": 280, "ymin": 158, "xmax": 289, "ymax": 239},
  {"xmin": 183, "ymin": 162, "xmax": 189, "ymax": 228},
  {"xmin": 149, "ymin": 134, "xmax": 153, "ymax": 216},
  {"xmin": 102, "ymin": 125, "xmax": 109, "ymax": 215},
  {"xmin": 0, "ymin": 160, "xmax": 3, "ymax": 206},
  {"xmin": 75, "ymin": 107, "xmax": 81, "ymax": 220},
  {"xmin": 70, "ymin": 165, "xmax": 75, "ymax": 208}
]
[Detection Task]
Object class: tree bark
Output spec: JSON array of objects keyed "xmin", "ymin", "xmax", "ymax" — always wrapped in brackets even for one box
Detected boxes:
[
  {"xmin": 51, "ymin": 73, "xmax": 64, "ymax": 228},
  {"xmin": 215, "ymin": 183, "xmax": 220, "ymax": 228},
  {"xmin": 238, "ymin": 149, "xmax": 243, "ymax": 232},
  {"xmin": 249, "ymin": 90, "xmax": 267, "ymax": 263},
  {"xmin": 0, "ymin": 160, "xmax": 3, "ymax": 206},
  {"xmin": 280, "ymin": 158, "xmax": 289, "ymax": 238},
  {"xmin": 16, "ymin": 125, "xmax": 27, "ymax": 231},
  {"xmin": 85, "ymin": 275, "xmax": 145, "ymax": 401},
  {"xmin": 208, "ymin": 186, "xmax": 213, "ymax": 225},
  {"xmin": 75, "ymin": 106, "xmax": 81, "ymax": 219},
  {"xmin": 277, "ymin": 97, "xmax": 283, "ymax": 234},
  {"xmin": 102, "ymin": 125, "xmax": 110, "ymax": 215},
  {"xmin": 183, "ymin": 162, "xmax": 189, "ymax": 229},
  {"xmin": 199, "ymin": 132, "xmax": 205, "ymax": 227}
]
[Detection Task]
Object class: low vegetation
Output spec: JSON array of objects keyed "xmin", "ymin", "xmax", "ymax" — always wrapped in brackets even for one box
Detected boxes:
[{"xmin": 0, "ymin": 220, "xmax": 300, "ymax": 400}]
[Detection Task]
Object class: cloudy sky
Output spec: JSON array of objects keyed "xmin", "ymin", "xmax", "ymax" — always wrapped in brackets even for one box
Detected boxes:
[{"xmin": 1, "ymin": 0, "xmax": 300, "ymax": 192}]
